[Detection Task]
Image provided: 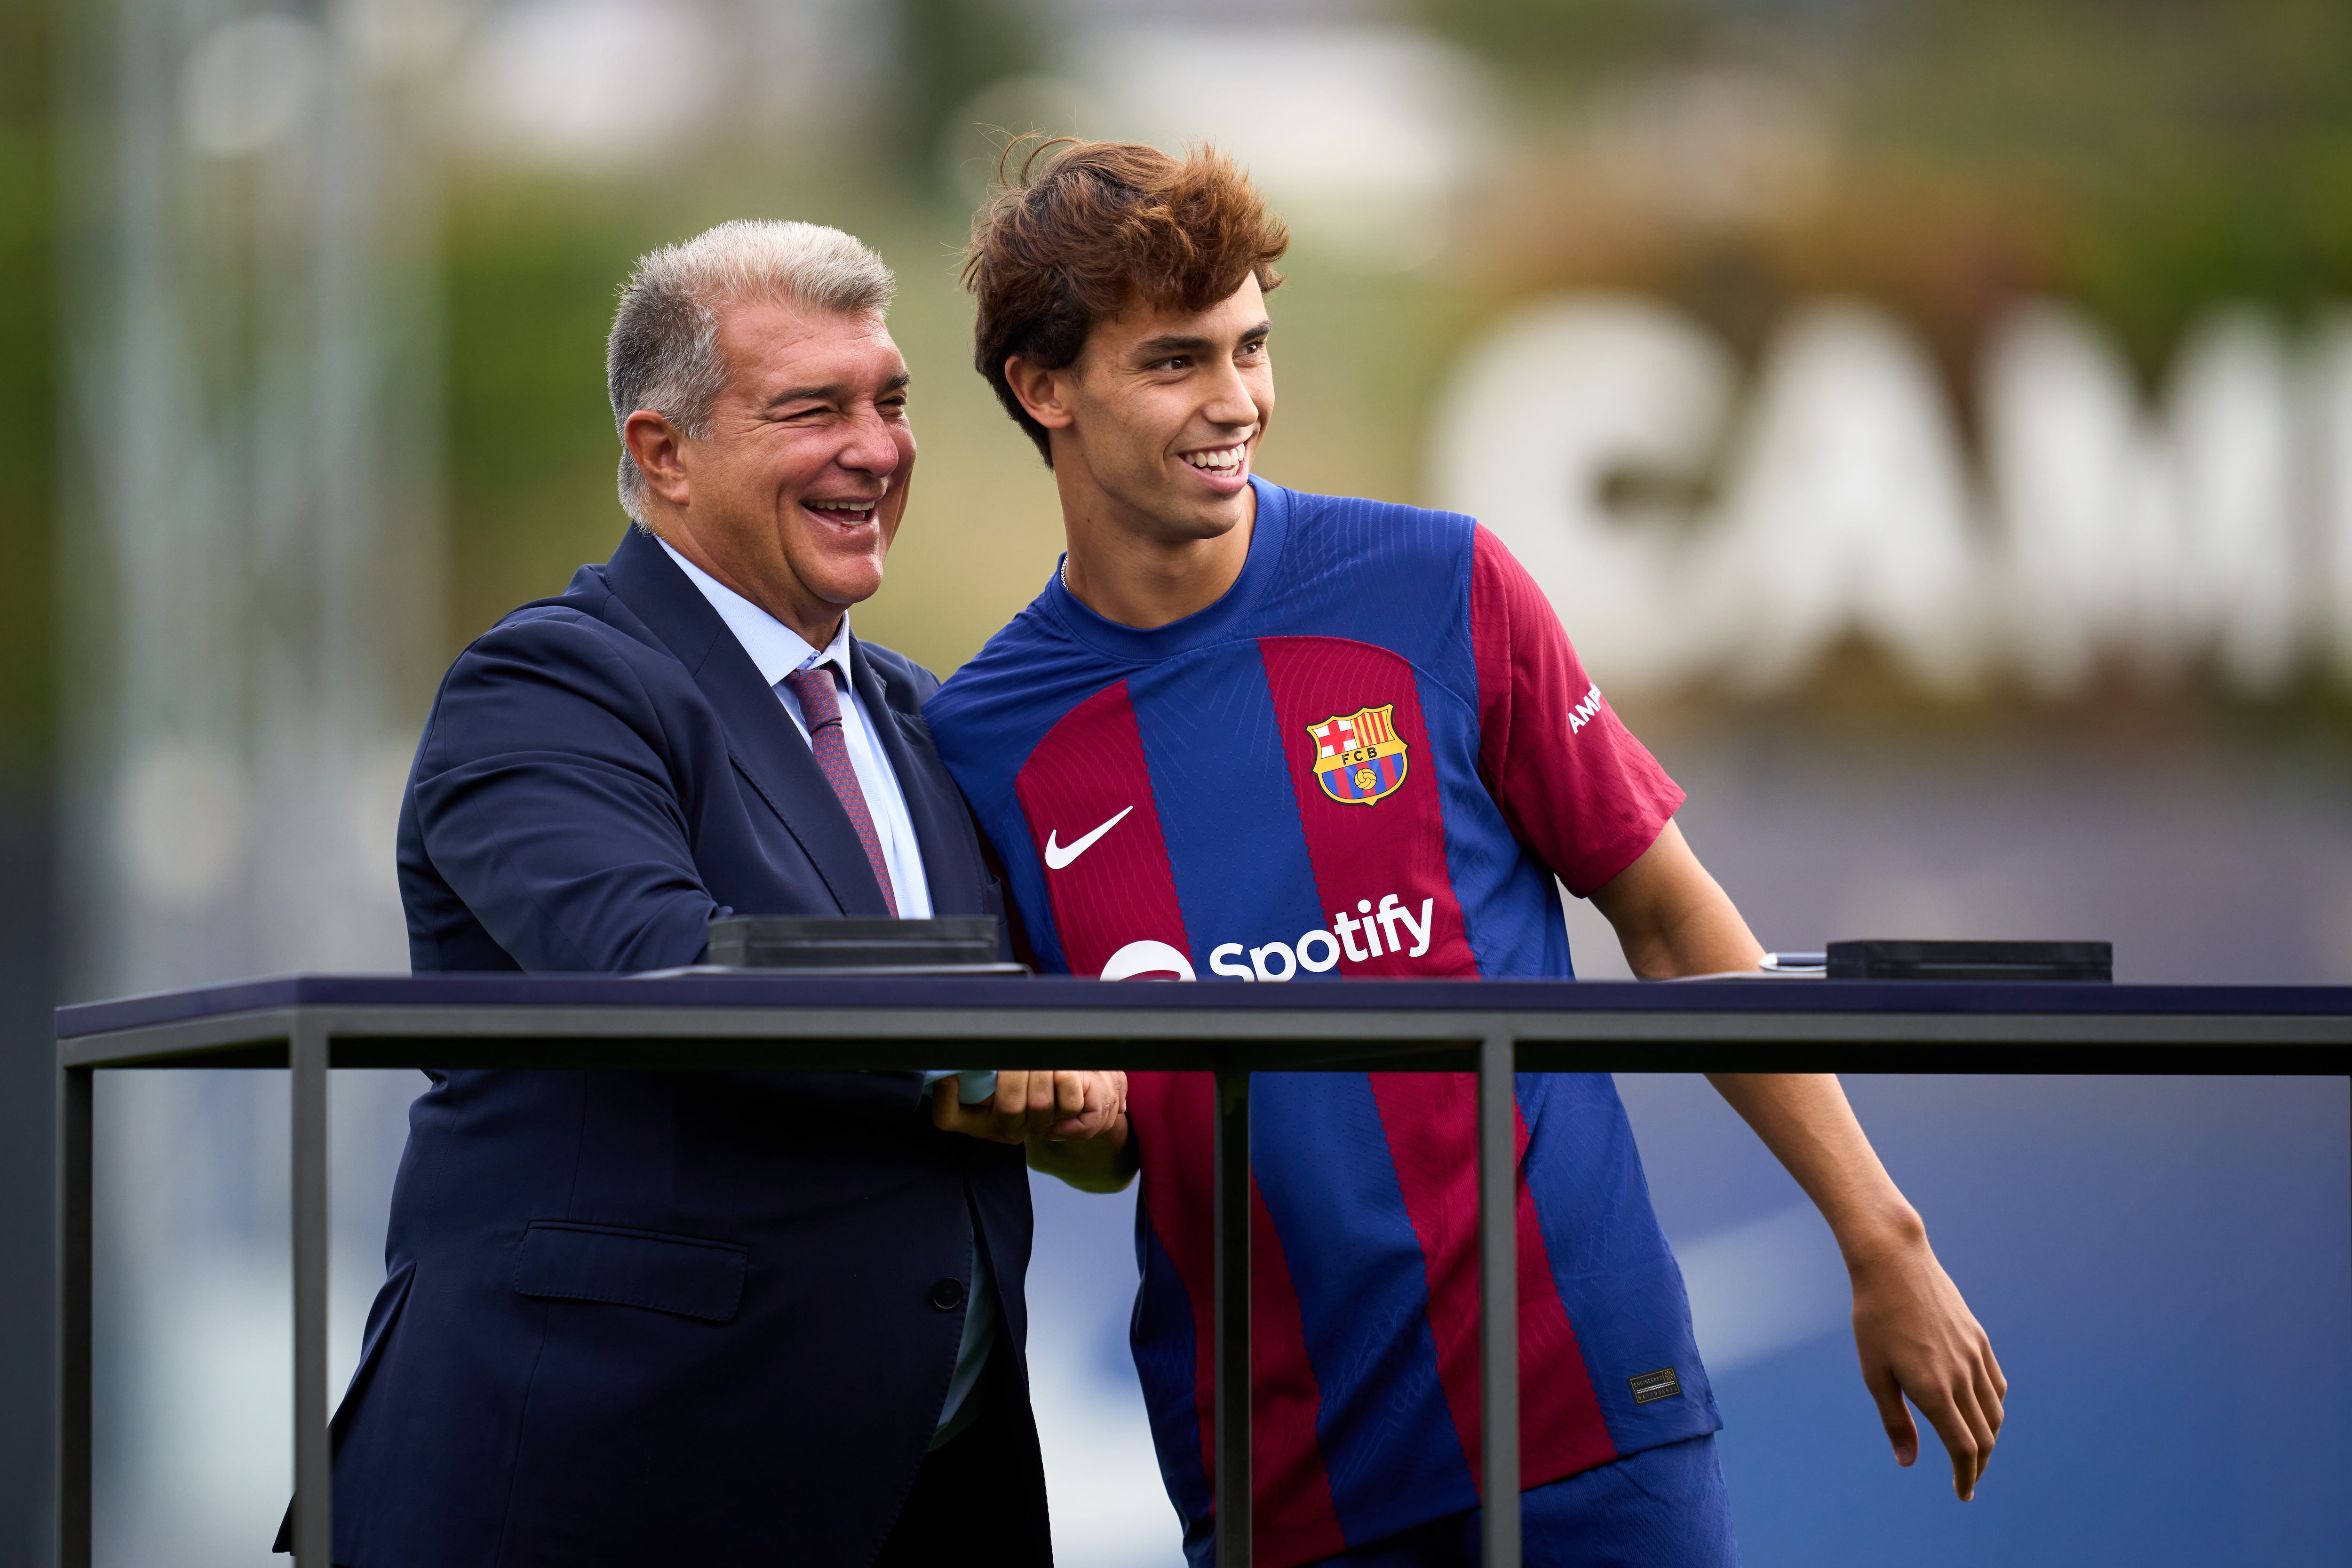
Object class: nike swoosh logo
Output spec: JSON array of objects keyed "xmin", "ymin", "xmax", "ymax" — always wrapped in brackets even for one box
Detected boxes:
[{"xmin": 1044, "ymin": 806, "xmax": 1134, "ymax": 870}]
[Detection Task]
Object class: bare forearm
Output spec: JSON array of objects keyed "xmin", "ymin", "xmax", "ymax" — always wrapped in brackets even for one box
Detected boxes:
[
  {"xmin": 1703, "ymin": 1073, "xmax": 1923, "ymax": 1259},
  {"xmin": 1025, "ymin": 1115, "xmax": 1139, "ymax": 1194},
  {"xmin": 1708, "ymin": 1071, "xmax": 2005, "ymax": 1499}
]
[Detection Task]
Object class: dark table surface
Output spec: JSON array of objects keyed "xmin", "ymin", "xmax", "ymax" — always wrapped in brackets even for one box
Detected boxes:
[{"xmin": 55, "ymin": 972, "xmax": 2352, "ymax": 1039}]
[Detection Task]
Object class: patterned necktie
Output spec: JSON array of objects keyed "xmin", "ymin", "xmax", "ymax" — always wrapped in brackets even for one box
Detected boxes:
[{"xmin": 781, "ymin": 665, "xmax": 898, "ymax": 916}]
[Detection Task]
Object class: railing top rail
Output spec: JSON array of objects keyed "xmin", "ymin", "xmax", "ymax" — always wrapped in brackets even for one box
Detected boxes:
[{"xmin": 55, "ymin": 971, "xmax": 2352, "ymax": 1040}]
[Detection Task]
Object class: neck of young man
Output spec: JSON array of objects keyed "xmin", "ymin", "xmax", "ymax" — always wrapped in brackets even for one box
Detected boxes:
[{"xmin": 1054, "ymin": 459, "xmax": 1256, "ymax": 632}]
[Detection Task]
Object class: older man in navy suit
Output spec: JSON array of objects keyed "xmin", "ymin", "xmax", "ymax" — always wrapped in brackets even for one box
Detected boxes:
[{"xmin": 303, "ymin": 221, "xmax": 1124, "ymax": 1567}]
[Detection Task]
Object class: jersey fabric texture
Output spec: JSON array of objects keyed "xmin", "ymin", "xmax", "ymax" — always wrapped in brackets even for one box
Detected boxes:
[
  {"xmin": 1304, "ymin": 1434, "xmax": 1738, "ymax": 1568},
  {"xmin": 924, "ymin": 478, "xmax": 1722, "ymax": 1568}
]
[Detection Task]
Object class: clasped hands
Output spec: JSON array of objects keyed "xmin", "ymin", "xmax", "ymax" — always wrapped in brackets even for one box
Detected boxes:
[{"xmin": 931, "ymin": 1068, "xmax": 1128, "ymax": 1146}]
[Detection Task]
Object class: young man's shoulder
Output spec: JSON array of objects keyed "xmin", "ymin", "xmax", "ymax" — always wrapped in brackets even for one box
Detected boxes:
[
  {"xmin": 921, "ymin": 598, "xmax": 1100, "ymax": 756},
  {"xmin": 1265, "ymin": 480, "xmax": 1481, "ymax": 595}
]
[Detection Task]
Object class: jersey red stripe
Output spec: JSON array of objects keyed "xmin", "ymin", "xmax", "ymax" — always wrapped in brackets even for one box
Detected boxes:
[
  {"xmin": 1249, "ymin": 1174, "xmax": 1349, "ymax": 1563},
  {"xmin": 1513, "ymin": 1106, "xmax": 1622, "ymax": 1484},
  {"xmin": 1128, "ymin": 1071, "xmax": 1220, "ymax": 1490},
  {"xmin": 1367, "ymin": 1073, "xmax": 1621, "ymax": 1496},
  {"xmin": 1255, "ymin": 637, "xmax": 1478, "ymax": 976},
  {"xmin": 1013, "ymin": 680, "xmax": 1189, "ymax": 976},
  {"xmin": 1128, "ymin": 1072, "xmax": 1348, "ymax": 1562}
]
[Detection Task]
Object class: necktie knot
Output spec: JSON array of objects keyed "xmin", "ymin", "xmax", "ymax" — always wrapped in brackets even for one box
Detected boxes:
[{"xmin": 783, "ymin": 666, "xmax": 842, "ymax": 731}]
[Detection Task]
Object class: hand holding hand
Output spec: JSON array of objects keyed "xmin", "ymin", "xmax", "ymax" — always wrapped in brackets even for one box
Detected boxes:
[
  {"xmin": 1848, "ymin": 1224, "xmax": 2007, "ymax": 1501},
  {"xmin": 931, "ymin": 1069, "xmax": 1127, "ymax": 1145}
]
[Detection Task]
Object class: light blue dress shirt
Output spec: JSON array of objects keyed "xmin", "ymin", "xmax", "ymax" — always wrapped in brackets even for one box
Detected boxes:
[{"xmin": 657, "ymin": 538, "xmax": 998, "ymax": 1447}]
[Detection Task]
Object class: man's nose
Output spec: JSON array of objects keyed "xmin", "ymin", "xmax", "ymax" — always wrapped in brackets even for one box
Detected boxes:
[
  {"xmin": 836, "ymin": 406, "xmax": 904, "ymax": 476},
  {"xmin": 1200, "ymin": 359, "xmax": 1259, "ymax": 430}
]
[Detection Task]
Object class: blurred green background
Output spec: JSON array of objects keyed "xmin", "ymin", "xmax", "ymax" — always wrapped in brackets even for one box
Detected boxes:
[
  {"xmin": 8, "ymin": 0, "xmax": 2344, "ymax": 718},
  {"xmin": 8, "ymin": 3, "xmax": 2352, "ymax": 1566}
]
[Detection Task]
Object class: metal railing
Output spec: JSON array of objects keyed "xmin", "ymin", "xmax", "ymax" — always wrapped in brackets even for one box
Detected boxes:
[{"xmin": 54, "ymin": 973, "xmax": 2352, "ymax": 1568}]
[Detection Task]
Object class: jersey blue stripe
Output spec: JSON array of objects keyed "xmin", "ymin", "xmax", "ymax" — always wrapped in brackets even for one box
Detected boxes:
[
  {"xmin": 1133, "ymin": 1206, "xmax": 1216, "ymax": 1545},
  {"xmin": 1407, "ymin": 663, "xmax": 1575, "ymax": 979},
  {"xmin": 1515, "ymin": 1073, "xmax": 1719, "ymax": 1454},
  {"xmin": 1127, "ymin": 649, "xmax": 1331, "ymax": 974},
  {"xmin": 1252, "ymin": 1072, "xmax": 1479, "ymax": 1543}
]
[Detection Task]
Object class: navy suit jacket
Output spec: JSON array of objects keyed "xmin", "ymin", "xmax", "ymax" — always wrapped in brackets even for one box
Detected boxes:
[{"xmin": 327, "ymin": 529, "xmax": 1035, "ymax": 1567}]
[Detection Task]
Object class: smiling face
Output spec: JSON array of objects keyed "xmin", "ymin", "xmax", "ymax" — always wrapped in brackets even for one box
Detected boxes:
[
  {"xmin": 1033, "ymin": 273, "xmax": 1275, "ymax": 550},
  {"xmin": 625, "ymin": 297, "xmax": 914, "ymax": 645}
]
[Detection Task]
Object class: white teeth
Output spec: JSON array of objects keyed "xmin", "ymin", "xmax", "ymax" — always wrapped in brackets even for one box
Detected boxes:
[{"xmin": 1183, "ymin": 444, "xmax": 1245, "ymax": 474}]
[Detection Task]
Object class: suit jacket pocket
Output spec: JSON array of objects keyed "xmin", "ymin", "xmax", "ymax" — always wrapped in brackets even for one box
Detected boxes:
[{"xmin": 512, "ymin": 1221, "xmax": 748, "ymax": 1323}]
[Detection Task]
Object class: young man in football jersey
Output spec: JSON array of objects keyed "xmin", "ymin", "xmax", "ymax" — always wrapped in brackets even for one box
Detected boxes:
[{"xmin": 923, "ymin": 141, "xmax": 2005, "ymax": 1568}]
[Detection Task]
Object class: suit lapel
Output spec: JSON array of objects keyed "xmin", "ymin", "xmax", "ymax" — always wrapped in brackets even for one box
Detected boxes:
[
  {"xmin": 850, "ymin": 640, "xmax": 984, "ymax": 919},
  {"xmin": 604, "ymin": 530, "xmax": 890, "ymax": 916}
]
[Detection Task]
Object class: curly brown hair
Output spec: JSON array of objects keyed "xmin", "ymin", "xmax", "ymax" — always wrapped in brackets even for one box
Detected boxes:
[{"xmin": 962, "ymin": 138, "xmax": 1289, "ymax": 465}]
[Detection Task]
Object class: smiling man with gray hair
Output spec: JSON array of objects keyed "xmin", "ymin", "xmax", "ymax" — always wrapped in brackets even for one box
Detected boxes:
[{"xmin": 291, "ymin": 220, "xmax": 1122, "ymax": 1567}]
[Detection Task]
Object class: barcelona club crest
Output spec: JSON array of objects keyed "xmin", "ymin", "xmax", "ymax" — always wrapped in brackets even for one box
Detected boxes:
[{"xmin": 1307, "ymin": 705, "xmax": 1409, "ymax": 807}]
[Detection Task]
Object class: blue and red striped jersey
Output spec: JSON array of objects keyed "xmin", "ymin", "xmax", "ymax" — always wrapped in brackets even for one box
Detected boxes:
[{"xmin": 924, "ymin": 479, "xmax": 1721, "ymax": 1566}]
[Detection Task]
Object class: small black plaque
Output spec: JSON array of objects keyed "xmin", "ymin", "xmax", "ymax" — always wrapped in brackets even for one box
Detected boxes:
[
  {"xmin": 1628, "ymin": 1367, "xmax": 1682, "ymax": 1405},
  {"xmin": 707, "ymin": 915, "xmax": 999, "ymax": 971}
]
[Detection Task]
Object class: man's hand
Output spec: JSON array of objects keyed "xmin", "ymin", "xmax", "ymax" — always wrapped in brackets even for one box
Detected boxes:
[
  {"xmin": 1847, "ymin": 1214, "xmax": 2007, "ymax": 1499},
  {"xmin": 931, "ymin": 1069, "xmax": 1126, "ymax": 1145},
  {"xmin": 1707, "ymin": 1072, "xmax": 2006, "ymax": 1501}
]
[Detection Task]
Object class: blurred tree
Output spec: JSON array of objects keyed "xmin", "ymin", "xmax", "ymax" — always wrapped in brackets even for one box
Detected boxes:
[
  {"xmin": 894, "ymin": 0, "xmax": 1039, "ymax": 181},
  {"xmin": 1418, "ymin": 0, "xmax": 2352, "ymax": 374},
  {"xmin": 0, "ymin": 0, "xmax": 54, "ymax": 765}
]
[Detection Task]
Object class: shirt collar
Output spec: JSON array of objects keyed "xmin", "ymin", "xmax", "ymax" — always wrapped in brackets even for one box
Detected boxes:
[{"xmin": 656, "ymin": 537, "xmax": 853, "ymax": 688}]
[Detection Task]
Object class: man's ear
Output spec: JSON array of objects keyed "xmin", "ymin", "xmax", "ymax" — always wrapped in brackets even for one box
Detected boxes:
[
  {"xmin": 622, "ymin": 410, "xmax": 693, "ymax": 508},
  {"xmin": 1003, "ymin": 356, "xmax": 1076, "ymax": 432}
]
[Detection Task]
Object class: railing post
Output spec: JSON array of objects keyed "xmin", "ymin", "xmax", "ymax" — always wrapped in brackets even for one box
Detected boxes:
[
  {"xmin": 1478, "ymin": 1033, "xmax": 1520, "ymax": 1568},
  {"xmin": 1214, "ymin": 1066, "xmax": 1252, "ymax": 1568},
  {"xmin": 290, "ymin": 1018, "xmax": 332, "ymax": 1564},
  {"xmin": 56, "ymin": 1062, "xmax": 92, "ymax": 1568}
]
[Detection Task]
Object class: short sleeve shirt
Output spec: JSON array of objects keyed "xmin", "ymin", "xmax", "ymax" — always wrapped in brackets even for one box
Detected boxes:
[{"xmin": 924, "ymin": 479, "xmax": 1718, "ymax": 1566}]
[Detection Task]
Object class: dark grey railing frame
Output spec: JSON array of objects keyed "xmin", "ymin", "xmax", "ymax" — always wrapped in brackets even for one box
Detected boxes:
[{"xmin": 55, "ymin": 974, "xmax": 2352, "ymax": 1568}]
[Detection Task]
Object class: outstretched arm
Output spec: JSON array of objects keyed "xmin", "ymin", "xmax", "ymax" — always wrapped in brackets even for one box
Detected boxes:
[
  {"xmin": 1590, "ymin": 825, "xmax": 2006, "ymax": 1499},
  {"xmin": 1703, "ymin": 1074, "xmax": 2006, "ymax": 1500}
]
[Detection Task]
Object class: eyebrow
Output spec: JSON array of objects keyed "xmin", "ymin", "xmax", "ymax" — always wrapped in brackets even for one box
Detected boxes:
[
  {"xmin": 1132, "ymin": 320, "xmax": 1272, "ymax": 360},
  {"xmin": 762, "ymin": 372, "xmax": 911, "ymax": 410}
]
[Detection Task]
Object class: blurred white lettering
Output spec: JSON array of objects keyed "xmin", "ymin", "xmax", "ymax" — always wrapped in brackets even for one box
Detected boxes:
[{"xmin": 1434, "ymin": 295, "xmax": 2352, "ymax": 698}]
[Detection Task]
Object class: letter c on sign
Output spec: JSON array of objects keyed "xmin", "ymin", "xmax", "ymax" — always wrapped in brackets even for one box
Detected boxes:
[{"xmin": 1100, "ymin": 939, "xmax": 1197, "ymax": 981}]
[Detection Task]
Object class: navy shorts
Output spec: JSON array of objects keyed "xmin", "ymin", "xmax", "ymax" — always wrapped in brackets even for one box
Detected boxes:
[{"xmin": 1303, "ymin": 1436, "xmax": 1740, "ymax": 1568}]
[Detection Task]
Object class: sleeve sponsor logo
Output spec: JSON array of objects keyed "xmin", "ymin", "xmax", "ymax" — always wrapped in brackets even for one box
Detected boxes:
[
  {"xmin": 1567, "ymin": 682, "xmax": 1605, "ymax": 733},
  {"xmin": 1306, "ymin": 704, "xmax": 1410, "ymax": 805}
]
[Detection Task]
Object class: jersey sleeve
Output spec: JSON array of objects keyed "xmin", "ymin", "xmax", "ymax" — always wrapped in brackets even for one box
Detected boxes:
[{"xmin": 1469, "ymin": 525, "xmax": 1685, "ymax": 898}]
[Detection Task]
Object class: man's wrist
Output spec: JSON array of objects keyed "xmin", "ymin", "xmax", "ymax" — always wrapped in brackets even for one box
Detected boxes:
[{"xmin": 1833, "ymin": 1198, "xmax": 1928, "ymax": 1272}]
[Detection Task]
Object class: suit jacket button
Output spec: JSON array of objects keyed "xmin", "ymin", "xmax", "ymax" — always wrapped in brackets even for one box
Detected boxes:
[{"xmin": 929, "ymin": 1277, "xmax": 966, "ymax": 1312}]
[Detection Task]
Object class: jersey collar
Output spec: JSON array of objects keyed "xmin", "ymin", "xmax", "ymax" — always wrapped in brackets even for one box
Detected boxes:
[{"xmin": 1044, "ymin": 474, "xmax": 1291, "ymax": 662}]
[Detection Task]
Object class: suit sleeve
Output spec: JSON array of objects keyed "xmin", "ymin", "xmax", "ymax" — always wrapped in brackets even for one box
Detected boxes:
[
  {"xmin": 409, "ymin": 612, "xmax": 720, "ymax": 972},
  {"xmin": 1469, "ymin": 525, "xmax": 1686, "ymax": 898}
]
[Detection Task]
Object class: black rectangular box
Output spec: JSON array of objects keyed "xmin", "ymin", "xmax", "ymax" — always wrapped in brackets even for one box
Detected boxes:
[
  {"xmin": 707, "ymin": 915, "xmax": 1001, "ymax": 971},
  {"xmin": 1826, "ymin": 940, "xmax": 2112, "ymax": 983}
]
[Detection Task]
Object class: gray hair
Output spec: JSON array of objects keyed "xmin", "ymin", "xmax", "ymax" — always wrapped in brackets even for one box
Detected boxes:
[{"xmin": 607, "ymin": 219, "xmax": 897, "ymax": 524}]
